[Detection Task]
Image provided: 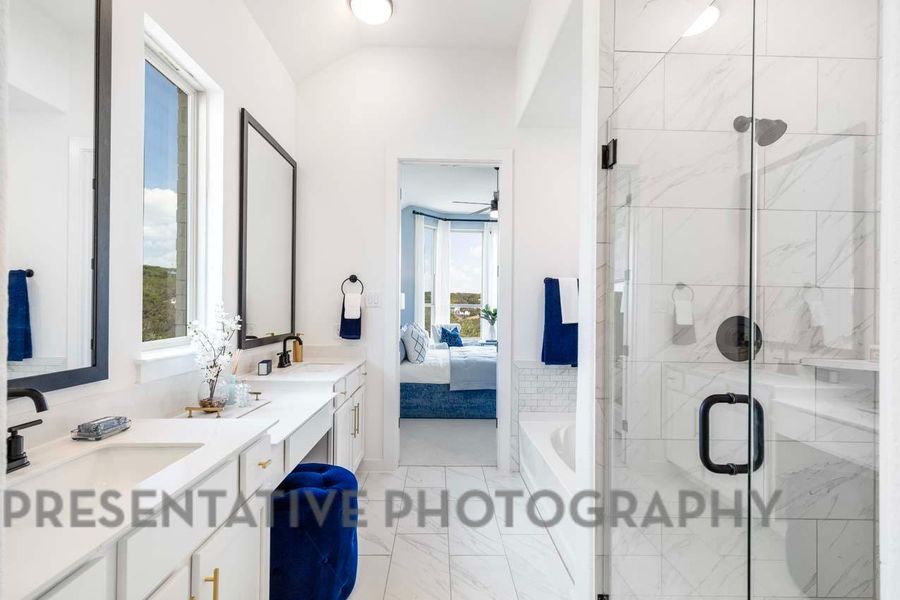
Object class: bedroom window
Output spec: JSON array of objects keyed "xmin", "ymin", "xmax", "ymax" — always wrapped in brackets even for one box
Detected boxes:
[
  {"xmin": 449, "ymin": 230, "xmax": 483, "ymax": 338},
  {"xmin": 423, "ymin": 225, "xmax": 436, "ymax": 331}
]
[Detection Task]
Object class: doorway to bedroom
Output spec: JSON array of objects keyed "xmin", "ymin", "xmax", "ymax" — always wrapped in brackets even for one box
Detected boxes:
[{"xmin": 397, "ymin": 163, "xmax": 500, "ymax": 466}]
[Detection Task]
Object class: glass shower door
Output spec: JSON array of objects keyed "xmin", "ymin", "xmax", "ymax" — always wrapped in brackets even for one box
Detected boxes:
[
  {"xmin": 604, "ymin": 0, "xmax": 758, "ymax": 597},
  {"xmin": 748, "ymin": 1, "xmax": 880, "ymax": 598},
  {"xmin": 604, "ymin": 1, "xmax": 881, "ymax": 599}
]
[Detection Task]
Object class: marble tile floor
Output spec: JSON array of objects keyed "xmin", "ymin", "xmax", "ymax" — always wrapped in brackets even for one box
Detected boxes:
[
  {"xmin": 349, "ymin": 465, "xmax": 574, "ymax": 600},
  {"xmin": 400, "ymin": 419, "xmax": 497, "ymax": 466}
]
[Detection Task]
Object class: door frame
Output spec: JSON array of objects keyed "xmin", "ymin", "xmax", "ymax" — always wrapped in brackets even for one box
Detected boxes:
[{"xmin": 383, "ymin": 147, "xmax": 514, "ymax": 472}]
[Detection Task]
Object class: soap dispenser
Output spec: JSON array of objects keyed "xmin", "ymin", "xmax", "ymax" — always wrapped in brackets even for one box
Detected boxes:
[{"xmin": 293, "ymin": 333, "xmax": 304, "ymax": 363}]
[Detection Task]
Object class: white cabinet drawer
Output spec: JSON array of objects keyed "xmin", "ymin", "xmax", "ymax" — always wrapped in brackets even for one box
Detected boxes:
[
  {"xmin": 240, "ymin": 436, "xmax": 273, "ymax": 496},
  {"xmin": 41, "ymin": 551, "xmax": 114, "ymax": 599},
  {"xmin": 345, "ymin": 368, "xmax": 362, "ymax": 397},
  {"xmin": 285, "ymin": 403, "xmax": 332, "ymax": 472},
  {"xmin": 117, "ymin": 459, "xmax": 239, "ymax": 600}
]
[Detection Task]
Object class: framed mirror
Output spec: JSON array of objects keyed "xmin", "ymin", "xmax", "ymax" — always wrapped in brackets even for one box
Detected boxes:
[
  {"xmin": 7, "ymin": 0, "xmax": 110, "ymax": 391},
  {"xmin": 238, "ymin": 109, "xmax": 297, "ymax": 349}
]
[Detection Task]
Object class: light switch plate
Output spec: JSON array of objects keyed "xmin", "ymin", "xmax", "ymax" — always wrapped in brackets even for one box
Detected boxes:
[{"xmin": 365, "ymin": 291, "xmax": 382, "ymax": 308}]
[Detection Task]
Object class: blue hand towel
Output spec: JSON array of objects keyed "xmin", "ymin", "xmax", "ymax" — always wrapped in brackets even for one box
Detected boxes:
[
  {"xmin": 541, "ymin": 277, "xmax": 578, "ymax": 367},
  {"xmin": 339, "ymin": 297, "xmax": 361, "ymax": 340},
  {"xmin": 8, "ymin": 270, "xmax": 33, "ymax": 362}
]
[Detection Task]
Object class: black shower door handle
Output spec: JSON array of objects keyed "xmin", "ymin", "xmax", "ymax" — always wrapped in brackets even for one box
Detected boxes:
[{"xmin": 698, "ymin": 393, "xmax": 765, "ymax": 475}]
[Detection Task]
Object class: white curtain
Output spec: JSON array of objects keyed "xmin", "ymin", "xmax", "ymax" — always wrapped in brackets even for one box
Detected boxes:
[
  {"xmin": 413, "ymin": 214, "xmax": 425, "ymax": 327},
  {"xmin": 482, "ymin": 223, "xmax": 499, "ymax": 310},
  {"xmin": 433, "ymin": 220, "xmax": 451, "ymax": 330}
]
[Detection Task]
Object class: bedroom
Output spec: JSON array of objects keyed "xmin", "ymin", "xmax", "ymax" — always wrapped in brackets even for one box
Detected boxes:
[{"xmin": 398, "ymin": 163, "xmax": 501, "ymax": 466}]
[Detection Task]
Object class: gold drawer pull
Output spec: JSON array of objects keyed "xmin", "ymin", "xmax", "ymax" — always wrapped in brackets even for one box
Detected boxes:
[
  {"xmin": 203, "ymin": 567, "xmax": 220, "ymax": 600},
  {"xmin": 258, "ymin": 459, "xmax": 273, "ymax": 469}
]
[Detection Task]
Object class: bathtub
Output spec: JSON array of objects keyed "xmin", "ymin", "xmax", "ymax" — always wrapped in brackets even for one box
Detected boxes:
[{"xmin": 518, "ymin": 414, "xmax": 577, "ymax": 573}]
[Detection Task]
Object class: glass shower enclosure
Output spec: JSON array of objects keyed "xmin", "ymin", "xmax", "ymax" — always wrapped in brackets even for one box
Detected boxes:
[{"xmin": 602, "ymin": 1, "xmax": 880, "ymax": 598}]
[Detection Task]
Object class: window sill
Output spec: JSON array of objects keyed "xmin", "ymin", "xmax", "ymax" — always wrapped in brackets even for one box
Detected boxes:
[{"xmin": 136, "ymin": 344, "xmax": 196, "ymax": 384}]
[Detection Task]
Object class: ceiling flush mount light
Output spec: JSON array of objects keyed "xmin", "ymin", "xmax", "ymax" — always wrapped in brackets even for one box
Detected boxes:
[
  {"xmin": 683, "ymin": 5, "xmax": 720, "ymax": 37},
  {"xmin": 350, "ymin": 0, "xmax": 393, "ymax": 25}
]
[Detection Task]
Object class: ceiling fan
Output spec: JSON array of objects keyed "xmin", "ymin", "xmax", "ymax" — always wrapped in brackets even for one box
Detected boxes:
[{"xmin": 453, "ymin": 167, "xmax": 499, "ymax": 218}]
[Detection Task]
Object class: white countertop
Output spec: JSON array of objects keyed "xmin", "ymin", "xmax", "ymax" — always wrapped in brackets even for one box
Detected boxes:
[
  {"xmin": 3, "ymin": 418, "xmax": 275, "ymax": 600},
  {"xmin": 237, "ymin": 390, "xmax": 337, "ymax": 444},
  {"xmin": 244, "ymin": 357, "xmax": 365, "ymax": 385}
]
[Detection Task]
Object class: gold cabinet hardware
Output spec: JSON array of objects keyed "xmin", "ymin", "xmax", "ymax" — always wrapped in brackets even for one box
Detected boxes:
[
  {"xmin": 258, "ymin": 459, "xmax": 272, "ymax": 469},
  {"xmin": 351, "ymin": 405, "xmax": 358, "ymax": 438},
  {"xmin": 354, "ymin": 402, "xmax": 360, "ymax": 436},
  {"xmin": 203, "ymin": 567, "xmax": 220, "ymax": 600}
]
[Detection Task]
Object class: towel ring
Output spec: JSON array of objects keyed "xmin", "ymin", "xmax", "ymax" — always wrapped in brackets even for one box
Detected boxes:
[
  {"xmin": 672, "ymin": 283, "xmax": 694, "ymax": 302},
  {"xmin": 341, "ymin": 274, "xmax": 365, "ymax": 295}
]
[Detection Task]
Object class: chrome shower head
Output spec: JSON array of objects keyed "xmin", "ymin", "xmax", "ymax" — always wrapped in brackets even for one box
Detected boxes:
[
  {"xmin": 732, "ymin": 116, "xmax": 788, "ymax": 146},
  {"xmin": 755, "ymin": 118, "xmax": 788, "ymax": 146}
]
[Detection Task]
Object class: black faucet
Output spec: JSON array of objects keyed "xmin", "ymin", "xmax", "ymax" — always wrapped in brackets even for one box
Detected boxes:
[
  {"xmin": 7, "ymin": 388, "xmax": 48, "ymax": 473},
  {"xmin": 278, "ymin": 335, "xmax": 302, "ymax": 368}
]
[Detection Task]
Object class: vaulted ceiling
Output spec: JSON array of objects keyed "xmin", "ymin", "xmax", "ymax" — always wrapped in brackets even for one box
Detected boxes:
[{"xmin": 244, "ymin": 0, "xmax": 531, "ymax": 83}]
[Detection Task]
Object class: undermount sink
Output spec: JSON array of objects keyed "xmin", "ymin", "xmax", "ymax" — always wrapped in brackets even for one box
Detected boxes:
[{"xmin": 10, "ymin": 444, "xmax": 202, "ymax": 495}]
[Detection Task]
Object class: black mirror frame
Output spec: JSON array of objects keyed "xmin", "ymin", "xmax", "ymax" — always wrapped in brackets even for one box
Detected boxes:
[
  {"xmin": 10, "ymin": 0, "xmax": 111, "ymax": 392},
  {"xmin": 237, "ymin": 108, "xmax": 297, "ymax": 350}
]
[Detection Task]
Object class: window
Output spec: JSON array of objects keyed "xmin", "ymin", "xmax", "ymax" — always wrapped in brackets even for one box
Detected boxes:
[
  {"xmin": 142, "ymin": 50, "xmax": 199, "ymax": 344},
  {"xmin": 422, "ymin": 225, "xmax": 436, "ymax": 332},
  {"xmin": 449, "ymin": 230, "xmax": 483, "ymax": 338}
]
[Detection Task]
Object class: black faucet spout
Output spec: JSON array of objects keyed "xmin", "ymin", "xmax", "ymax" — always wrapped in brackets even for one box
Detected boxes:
[
  {"xmin": 278, "ymin": 335, "xmax": 302, "ymax": 368},
  {"xmin": 8, "ymin": 388, "xmax": 48, "ymax": 412}
]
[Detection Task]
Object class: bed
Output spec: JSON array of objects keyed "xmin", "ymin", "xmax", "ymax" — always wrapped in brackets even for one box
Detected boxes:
[{"xmin": 399, "ymin": 344, "xmax": 497, "ymax": 419}]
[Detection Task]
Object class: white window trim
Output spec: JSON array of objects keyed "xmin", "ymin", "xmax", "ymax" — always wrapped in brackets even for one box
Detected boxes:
[
  {"xmin": 141, "ymin": 43, "xmax": 205, "ymax": 352},
  {"xmin": 422, "ymin": 223, "xmax": 437, "ymax": 330}
]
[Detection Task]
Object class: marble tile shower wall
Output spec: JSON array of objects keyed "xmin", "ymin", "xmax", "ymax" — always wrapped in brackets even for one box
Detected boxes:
[{"xmin": 600, "ymin": 0, "xmax": 879, "ymax": 598}]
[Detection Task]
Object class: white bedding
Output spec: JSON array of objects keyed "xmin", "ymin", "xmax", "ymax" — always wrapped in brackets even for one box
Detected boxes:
[
  {"xmin": 399, "ymin": 344, "xmax": 498, "ymax": 385},
  {"xmin": 399, "ymin": 346, "xmax": 450, "ymax": 384}
]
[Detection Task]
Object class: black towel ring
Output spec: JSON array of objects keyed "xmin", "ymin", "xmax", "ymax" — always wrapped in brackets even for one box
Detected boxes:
[{"xmin": 341, "ymin": 274, "xmax": 364, "ymax": 295}]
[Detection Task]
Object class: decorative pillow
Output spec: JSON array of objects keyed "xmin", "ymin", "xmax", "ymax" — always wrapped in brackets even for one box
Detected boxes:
[
  {"xmin": 431, "ymin": 323, "xmax": 459, "ymax": 341},
  {"xmin": 441, "ymin": 326, "xmax": 464, "ymax": 347},
  {"xmin": 399, "ymin": 325, "xmax": 409, "ymax": 362},
  {"xmin": 402, "ymin": 323, "xmax": 429, "ymax": 364}
]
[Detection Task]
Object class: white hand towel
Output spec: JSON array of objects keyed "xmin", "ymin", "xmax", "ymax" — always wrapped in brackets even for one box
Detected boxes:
[
  {"xmin": 674, "ymin": 299, "xmax": 694, "ymax": 326},
  {"xmin": 559, "ymin": 278, "xmax": 579, "ymax": 324},
  {"xmin": 344, "ymin": 293, "xmax": 362, "ymax": 319}
]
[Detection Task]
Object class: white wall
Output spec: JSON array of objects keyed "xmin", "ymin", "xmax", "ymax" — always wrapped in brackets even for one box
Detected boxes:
[
  {"xmin": 295, "ymin": 46, "xmax": 580, "ymax": 464},
  {"xmin": 515, "ymin": 0, "xmax": 574, "ymax": 124},
  {"xmin": 513, "ymin": 127, "xmax": 579, "ymax": 361},
  {"xmin": 6, "ymin": 0, "xmax": 297, "ymax": 445}
]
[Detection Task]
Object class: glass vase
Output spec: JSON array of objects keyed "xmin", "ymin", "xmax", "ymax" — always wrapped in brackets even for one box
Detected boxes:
[{"xmin": 198, "ymin": 378, "xmax": 228, "ymax": 409}]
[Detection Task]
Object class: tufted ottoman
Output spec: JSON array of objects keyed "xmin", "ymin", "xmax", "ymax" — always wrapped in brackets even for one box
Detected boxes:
[{"xmin": 270, "ymin": 463, "xmax": 359, "ymax": 600}]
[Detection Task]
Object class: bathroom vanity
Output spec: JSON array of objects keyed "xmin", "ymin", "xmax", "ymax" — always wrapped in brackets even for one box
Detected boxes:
[
  {"xmin": 244, "ymin": 358, "xmax": 368, "ymax": 475},
  {"xmin": 4, "ymin": 358, "xmax": 366, "ymax": 600}
]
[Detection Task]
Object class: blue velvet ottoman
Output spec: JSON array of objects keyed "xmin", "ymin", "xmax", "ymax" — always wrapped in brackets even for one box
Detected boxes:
[{"xmin": 270, "ymin": 463, "xmax": 359, "ymax": 600}]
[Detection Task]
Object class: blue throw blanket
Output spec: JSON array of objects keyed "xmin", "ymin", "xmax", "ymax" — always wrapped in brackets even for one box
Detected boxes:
[
  {"xmin": 8, "ymin": 270, "xmax": 33, "ymax": 361},
  {"xmin": 449, "ymin": 346, "xmax": 497, "ymax": 391},
  {"xmin": 542, "ymin": 277, "xmax": 578, "ymax": 366}
]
